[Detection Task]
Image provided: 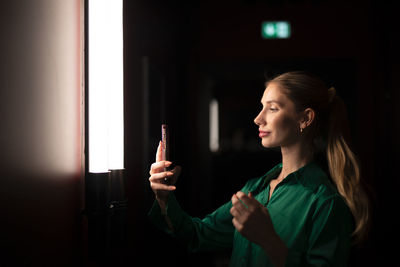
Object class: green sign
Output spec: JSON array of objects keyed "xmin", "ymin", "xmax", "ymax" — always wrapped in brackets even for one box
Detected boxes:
[{"xmin": 262, "ymin": 21, "xmax": 291, "ymax": 39}]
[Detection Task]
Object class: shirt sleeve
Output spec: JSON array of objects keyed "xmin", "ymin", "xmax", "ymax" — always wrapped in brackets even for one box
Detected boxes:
[
  {"xmin": 148, "ymin": 193, "xmax": 235, "ymax": 252},
  {"xmin": 285, "ymin": 196, "xmax": 353, "ymax": 267}
]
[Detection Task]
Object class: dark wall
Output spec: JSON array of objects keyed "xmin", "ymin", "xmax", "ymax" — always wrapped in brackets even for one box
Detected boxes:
[
  {"xmin": 125, "ymin": 0, "xmax": 399, "ymax": 266},
  {"xmin": 0, "ymin": 1, "xmax": 84, "ymax": 266}
]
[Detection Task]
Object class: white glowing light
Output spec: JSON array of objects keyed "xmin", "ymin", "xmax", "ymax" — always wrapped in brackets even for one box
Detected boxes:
[
  {"xmin": 209, "ymin": 99, "xmax": 219, "ymax": 152},
  {"xmin": 89, "ymin": 0, "xmax": 124, "ymax": 173}
]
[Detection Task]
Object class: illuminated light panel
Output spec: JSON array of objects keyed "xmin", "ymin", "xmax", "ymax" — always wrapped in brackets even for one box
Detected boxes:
[
  {"xmin": 89, "ymin": 0, "xmax": 124, "ymax": 173},
  {"xmin": 209, "ymin": 99, "xmax": 219, "ymax": 152}
]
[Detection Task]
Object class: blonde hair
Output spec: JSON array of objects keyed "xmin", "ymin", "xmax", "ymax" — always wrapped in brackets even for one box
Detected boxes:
[{"xmin": 268, "ymin": 71, "xmax": 371, "ymax": 243}]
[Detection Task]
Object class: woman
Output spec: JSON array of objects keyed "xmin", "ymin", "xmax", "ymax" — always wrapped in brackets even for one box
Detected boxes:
[{"xmin": 148, "ymin": 71, "xmax": 370, "ymax": 266}]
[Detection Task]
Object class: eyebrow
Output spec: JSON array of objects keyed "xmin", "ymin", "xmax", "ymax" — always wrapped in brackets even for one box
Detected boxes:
[{"xmin": 261, "ymin": 100, "xmax": 282, "ymax": 105}]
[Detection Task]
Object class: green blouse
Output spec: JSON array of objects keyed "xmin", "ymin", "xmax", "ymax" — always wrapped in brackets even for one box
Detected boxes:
[{"xmin": 148, "ymin": 162, "xmax": 354, "ymax": 266}]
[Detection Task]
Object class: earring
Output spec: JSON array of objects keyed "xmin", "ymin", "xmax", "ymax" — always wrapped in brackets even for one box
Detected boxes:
[{"xmin": 300, "ymin": 127, "xmax": 304, "ymax": 133}]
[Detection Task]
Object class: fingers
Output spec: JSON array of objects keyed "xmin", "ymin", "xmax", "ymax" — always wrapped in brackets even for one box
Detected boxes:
[
  {"xmin": 151, "ymin": 141, "xmax": 181, "ymax": 192},
  {"xmin": 236, "ymin": 191, "xmax": 261, "ymax": 210},
  {"xmin": 150, "ymin": 161, "xmax": 172, "ymax": 175},
  {"xmin": 230, "ymin": 204, "xmax": 240, "ymax": 218},
  {"xmin": 156, "ymin": 140, "xmax": 163, "ymax": 162},
  {"xmin": 150, "ymin": 181, "xmax": 176, "ymax": 191},
  {"xmin": 231, "ymin": 191, "xmax": 273, "ymax": 239},
  {"xmin": 149, "ymin": 170, "xmax": 176, "ymax": 191},
  {"xmin": 230, "ymin": 191, "xmax": 260, "ymax": 219},
  {"xmin": 231, "ymin": 195, "xmax": 246, "ymax": 232},
  {"xmin": 149, "ymin": 171, "xmax": 174, "ymax": 182},
  {"xmin": 230, "ymin": 194, "xmax": 247, "ymax": 220},
  {"xmin": 232, "ymin": 192, "xmax": 251, "ymax": 211},
  {"xmin": 231, "ymin": 194, "xmax": 244, "ymax": 210},
  {"xmin": 232, "ymin": 217, "xmax": 243, "ymax": 233}
]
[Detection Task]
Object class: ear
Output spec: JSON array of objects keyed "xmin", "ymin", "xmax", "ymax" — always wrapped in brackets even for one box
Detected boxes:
[{"xmin": 299, "ymin": 108, "xmax": 315, "ymax": 129}]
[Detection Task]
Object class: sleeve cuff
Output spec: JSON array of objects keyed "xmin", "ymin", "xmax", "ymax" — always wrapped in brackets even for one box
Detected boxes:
[{"xmin": 147, "ymin": 193, "xmax": 187, "ymax": 235}]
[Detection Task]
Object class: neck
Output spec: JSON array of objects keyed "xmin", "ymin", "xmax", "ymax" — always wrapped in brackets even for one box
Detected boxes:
[{"xmin": 278, "ymin": 141, "xmax": 314, "ymax": 181}]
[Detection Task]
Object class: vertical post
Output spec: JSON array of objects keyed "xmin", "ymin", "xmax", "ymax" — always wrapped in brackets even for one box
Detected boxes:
[{"xmin": 85, "ymin": 0, "xmax": 126, "ymax": 263}]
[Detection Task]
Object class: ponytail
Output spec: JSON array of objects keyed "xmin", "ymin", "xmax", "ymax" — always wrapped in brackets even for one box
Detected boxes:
[{"xmin": 326, "ymin": 94, "xmax": 371, "ymax": 244}]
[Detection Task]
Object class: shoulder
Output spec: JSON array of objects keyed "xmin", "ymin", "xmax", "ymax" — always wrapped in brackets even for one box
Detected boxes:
[
  {"xmin": 295, "ymin": 162, "xmax": 339, "ymax": 201},
  {"xmin": 296, "ymin": 163, "xmax": 352, "ymax": 219}
]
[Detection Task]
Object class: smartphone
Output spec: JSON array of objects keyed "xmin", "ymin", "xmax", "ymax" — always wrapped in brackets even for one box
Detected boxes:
[{"xmin": 161, "ymin": 124, "xmax": 170, "ymax": 183}]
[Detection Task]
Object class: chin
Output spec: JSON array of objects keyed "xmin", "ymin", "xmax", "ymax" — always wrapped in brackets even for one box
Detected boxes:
[{"xmin": 261, "ymin": 139, "xmax": 277, "ymax": 148}]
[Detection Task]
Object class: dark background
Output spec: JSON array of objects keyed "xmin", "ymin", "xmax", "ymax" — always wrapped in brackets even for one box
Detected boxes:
[
  {"xmin": 125, "ymin": 0, "xmax": 399, "ymax": 266},
  {"xmin": 0, "ymin": 0, "xmax": 398, "ymax": 266}
]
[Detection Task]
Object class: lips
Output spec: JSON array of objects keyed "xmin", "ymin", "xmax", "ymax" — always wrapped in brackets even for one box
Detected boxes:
[{"xmin": 259, "ymin": 130, "xmax": 270, "ymax": 138}]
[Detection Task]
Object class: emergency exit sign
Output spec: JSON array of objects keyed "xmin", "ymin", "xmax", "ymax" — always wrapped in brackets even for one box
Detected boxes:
[{"xmin": 262, "ymin": 21, "xmax": 291, "ymax": 39}]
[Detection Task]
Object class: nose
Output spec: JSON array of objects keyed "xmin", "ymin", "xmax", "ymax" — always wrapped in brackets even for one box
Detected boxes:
[{"xmin": 254, "ymin": 109, "xmax": 265, "ymax": 126}]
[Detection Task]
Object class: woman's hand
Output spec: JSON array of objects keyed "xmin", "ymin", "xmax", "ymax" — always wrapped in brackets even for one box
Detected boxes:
[
  {"xmin": 149, "ymin": 141, "xmax": 181, "ymax": 208},
  {"xmin": 230, "ymin": 191, "xmax": 288, "ymax": 267}
]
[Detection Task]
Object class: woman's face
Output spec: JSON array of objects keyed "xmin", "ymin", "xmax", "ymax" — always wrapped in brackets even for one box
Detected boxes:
[{"xmin": 254, "ymin": 83, "xmax": 302, "ymax": 148}]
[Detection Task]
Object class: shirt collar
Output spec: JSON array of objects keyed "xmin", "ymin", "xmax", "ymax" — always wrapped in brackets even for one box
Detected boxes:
[
  {"xmin": 260, "ymin": 163, "xmax": 282, "ymax": 189},
  {"xmin": 260, "ymin": 161, "xmax": 323, "ymax": 190}
]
